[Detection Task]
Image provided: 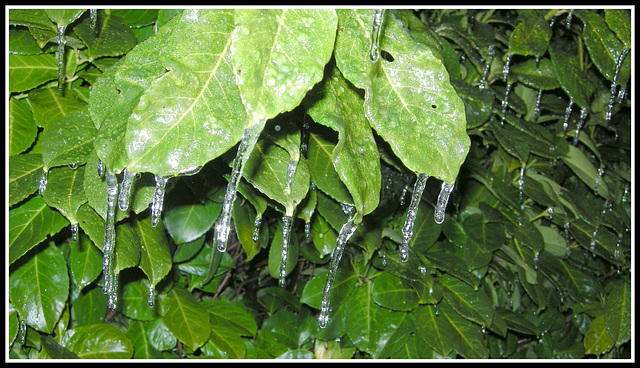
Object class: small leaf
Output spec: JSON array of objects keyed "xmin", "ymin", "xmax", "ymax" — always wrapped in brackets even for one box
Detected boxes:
[
  {"xmin": 372, "ymin": 271, "xmax": 419, "ymax": 311},
  {"xmin": 62, "ymin": 323, "xmax": 134, "ymax": 359},
  {"xmin": 306, "ymin": 132, "xmax": 353, "ymax": 205},
  {"xmin": 508, "ymin": 11, "xmax": 552, "ymax": 57},
  {"xmin": 72, "ymin": 12, "xmax": 137, "ymax": 60},
  {"xmin": 161, "ymin": 288, "xmax": 211, "ymax": 351},
  {"xmin": 68, "ymin": 234, "xmax": 103, "ymax": 289},
  {"xmin": 27, "ymin": 87, "xmax": 86, "ymax": 130},
  {"xmin": 42, "ymin": 165, "xmax": 87, "ymax": 225},
  {"xmin": 9, "ymin": 97, "xmax": 38, "ymax": 155},
  {"xmin": 8, "ymin": 153, "xmax": 43, "ymax": 207},
  {"xmin": 164, "ymin": 199, "xmax": 221, "ymax": 245},
  {"xmin": 549, "ymin": 43, "xmax": 597, "ymax": 109},
  {"xmin": 563, "ymin": 145, "xmax": 610, "ymax": 199},
  {"xmin": 583, "ymin": 314, "xmax": 615, "ymax": 356},
  {"xmin": 438, "ymin": 301, "xmax": 489, "ymax": 359}
]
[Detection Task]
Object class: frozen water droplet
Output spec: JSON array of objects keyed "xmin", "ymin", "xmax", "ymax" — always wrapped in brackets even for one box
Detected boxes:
[
  {"xmin": 481, "ymin": 325, "xmax": 487, "ymax": 334},
  {"xmin": 38, "ymin": 169, "xmax": 48, "ymax": 195},
  {"xmin": 148, "ymin": 285, "xmax": 155, "ymax": 308},
  {"xmin": 279, "ymin": 216, "xmax": 294, "ymax": 287},
  {"xmin": 400, "ymin": 173, "xmax": 429, "ymax": 262},
  {"xmin": 380, "ymin": 249, "xmax": 387, "ymax": 268},
  {"xmin": 304, "ymin": 221, "xmax": 311, "ymax": 239},
  {"xmin": 70, "ymin": 222, "xmax": 79, "ymax": 242},
  {"xmin": 434, "ymin": 181, "xmax": 455, "ymax": 225},
  {"xmin": 572, "ymin": 107, "xmax": 588, "ymax": 146},
  {"xmin": 151, "ymin": 175, "xmax": 168, "ymax": 227},
  {"xmin": 621, "ymin": 185, "xmax": 630, "ymax": 203},
  {"xmin": 547, "ymin": 207, "xmax": 554, "ymax": 220},
  {"xmin": 563, "ymin": 99, "xmax": 574, "ymax": 131},
  {"xmin": 617, "ymin": 86, "xmax": 627, "ymax": 103},
  {"xmin": 399, "ymin": 184, "xmax": 409, "ymax": 206},
  {"xmin": 285, "ymin": 160, "xmax": 297, "ymax": 195},
  {"xmin": 90, "ymin": 9, "xmax": 98, "ymax": 31},
  {"xmin": 252, "ymin": 215, "xmax": 262, "ymax": 242},
  {"xmin": 501, "ymin": 83, "xmax": 513, "ymax": 126},
  {"xmin": 502, "ymin": 53, "xmax": 513, "ymax": 82},
  {"xmin": 300, "ymin": 116, "xmax": 310, "ymax": 157},
  {"xmin": 534, "ymin": 251, "xmax": 540, "ymax": 270},
  {"xmin": 215, "ymin": 123, "xmax": 263, "ymax": 252},
  {"xmin": 56, "ymin": 25, "xmax": 67, "ymax": 89},
  {"xmin": 369, "ymin": 9, "xmax": 386, "ymax": 62},
  {"xmin": 594, "ymin": 167, "xmax": 605, "ymax": 195},
  {"xmin": 533, "ymin": 89, "xmax": 543, "ymax": 121},
  {"xmin": 318, "ymin": 208, "xmax": 359, "ymax": 329},
  {"xmin": 434, "ymin": 304, "xmax": 439, "ymax": 317},
  {"xmin": 479, "ymin": 45, "xmax": 495, "ymax": 90},
  {"xmin": 18, "ymin": 319, "xmax": 27, "ymax": 345},
  {"xmin": 565, "ymin": 9, "xmax": 574, "ymax": 29},
  {"xmin": 118, "ymin": 168, "xmax": 136, "ymax": 212},
  {"xmin": 97, "ymin": 160, "xmax": 105, "ymax": 178},
  {"xmin": 606, "ymin": 48, "xmax": 629, "ymax": 121},
  {"xmin": 518, "ymin": 164, "xmax": 526, "ymax": 211},
  {"xmin": 419, "ymin": 266, "xmax": 427, "ymax": 275}
]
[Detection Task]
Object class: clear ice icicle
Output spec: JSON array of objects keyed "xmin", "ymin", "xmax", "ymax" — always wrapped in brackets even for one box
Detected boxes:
[
  {"xmin": 621, "ymin": 185, "xmax": 629, "ymax": 203},
  {"xmin": 215, "ymin": 123, "xmax": 263, "ymax": 252},
  {"xmin": 369, "ymin": 9, "xmax": 386, "ymax": 62},
  {"xmin": 533, "ymin": 89, "xmax": 543, "ymax": 121},
  {"xmin": 97, "ymin": 160, "xmax": 105, "ymax": 178},
  {"xmin": 502, "ymin": 53, "xmax": 513, "ymax": 82},
  {"xmin": 605, "ymin": 48, "xmax": 630, "ymax": 121},
  {"xmin": 90, "ymin": 9, "xmax": 98, "ymax": 31},
  {"xmin": 70, "ymin": 222, "xmax": 79, "ymax": 242},
  {"xmin": 565, "ymin": 9, "xmax": 574, "ymax": 29},
  {"xmin": 572, "ymin": 107, "xmax": 588, "ymax": 146},
  {"xmin": 563, "ymin": 99, "xmax": 574, "ymax": 131},
  {"xmin": 56, "ymin": 25, "xmax": 67, "ymax": 89},
  {"xmin": 501, "ymin": 83, "xmax": 513, "ymax": 126},
  {"xmin": 151, "ymin": 175, "xmax": 168, "ymax": 227},
  {"xmin": 318, "ymin": 206, "xmax": 358, "ymax": 329},
  {"xmin": 279, "ymin": 216, "xmax": 294, "ymax": 287},
  {"xmin": 300, "ymin": 116, "xmax": 310, "ymax": 157},
  {"xmin": 118, "ymin": 168, "xmax": 136, "ymax": 212},
  {"xmin": 518, "ymin": 164, "xmax": 526, "ymax": 211},
  {"xmin": 434, "ymin": 181, "xmax": 455, "ymax": 225},
  {"xmin": 594, "ymin": 167, "xmax": 605, "ymax": 195},
  {"xmin": 479, "ymin": 45, "xmax": 495, "ymax": 90},
  {"xmin": 400, "ymin": 173, "xmax": 429, "ymax": 262},
  {"xmin": 252, "ymin": 215, "xmax": 262, "ymax": 242},
  {"xmin": 285, "ymin": 160, "xmax": 297, "ymax": 195},
  {"xmin": 305, "ymin": 221, "xmax": 311, "ymax": 239},
  {"xmin": 38, "ymin": 169, "xmax": 48, "ymax": 195},
  {"xmin": 148, "ymin": 285, "xmax": 155, "ymax": 308},
  {"xmin": 102, "ymin": 169, "xmax": 119, "ymax": 309}
]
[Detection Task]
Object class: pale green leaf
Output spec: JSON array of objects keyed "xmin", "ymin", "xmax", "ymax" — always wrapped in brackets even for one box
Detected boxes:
[
  {"xmin": 583, "ymin": 314, "xmax": 614, "ymax": 356},
  {"xmin": 27, "ymin": 87, "xmax": 86, "ymax": 130},
  {"xmin": 9, "ymin": 54, "xmax": 58, "ymax": 93},
  {"xmin": 8, "ymin": 153, "xmax": 43, "ymax": 207},
  {"xmin": 41, "ymin": 105, "xmax": 96, "ymax": 170},
  {"xmin": 161, "ymin": 288, "xmax": 211, "ymax": 350},
  {"xmin": 68, "ymin": 235, "xmax": 102, "ymax": 290},
  {"xmin": 62, "ymin": 323, "xmax": 134, "ymax": 359},
  {"xmin": 42, "ymin": 165, "xmax": 87, "ymax": 224}
]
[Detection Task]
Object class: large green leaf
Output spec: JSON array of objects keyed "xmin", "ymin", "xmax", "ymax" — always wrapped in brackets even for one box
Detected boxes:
[
  {"xmin": 604, "ymin": 279, "xmax": 631, "ymax": 346},
  {"xmin": 8, "ymin": 97, "xmax": 38, "ymax": 155},
  {"xmin": 126, "ymin": 320, "xmax": 164, "ymax": 359},
  {"xmin": 412, "ymin": 304, "xmax": 453, "ymax": 357},
  {"xmin": 68, "ymin": 234, "xmax": 103, "ymax": 290},
  {"xmin": 549, "ymin": 43, "xmax": 597, "ymax": 109},
  {"xmin": 161, "ymin": 288, "xmax": 211, "ymax": 351},
  {"xmin": 133, "ymin": 217, "xmax": 172, "ymax": 292},
  {"xmin": 72, "ymin": 12, "xmax": 137, "ymax": 61},
  {"xmin": 8, "ymin": 153, "xmax": 43, "ymax": 207},
  {"xmin": 163, "ymin": 199, "xmax": 222, "ymax": 244},
  {"xmin": 306, "ymin": 65, "xmax": 381, "ymax": 222},
  {"xmin": 9, "ymin": 243, "xmax": 69, "ymax": 334},
  {"xmin": 440, "ymin": 274, "xmax": 494, "ymax": 327},
  {"xmin": 335, "ymin": 9, "xmax": 469, "ymax": 184},
  {"xmin": 438, "ymin": 301, "xmax": 489, "ymax": 359},
  {"xmin": 371, "ymin": 271, "xmax": 418, "ymax": 311},
  {"xmin": 8, "ymin": 54, "xmax": 58, "ymax": 93},
  {"xmin": 42, "ymin": 165, "xmax": 87, "ymax": 226},
  {"xmin": 9, "ymin": 195, "xmax": 68, "ymax": 265},
  {"xmin": 508, "ymin": 11, "xmax": 552, "ymax": 57},
  {"xmin": 41, "ymin": 105, "xmax": 96, "ymax": 171},
  {"xmin": 230, "ymin": 9, "xmax": 337, "ymax": 126},
  {"xmin": 62, "ymin": 323, "xmax": 134, "ymax": 359}
]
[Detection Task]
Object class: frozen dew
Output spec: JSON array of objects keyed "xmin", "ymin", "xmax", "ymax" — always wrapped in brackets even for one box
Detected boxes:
[
  {"xmin": 252, "ymin": 215, "xmax": 262, "ymax": 242},
  {"xmin": 621, "ymin": 184, "xmax": 630, "ymax": 203},
  {"xmin": 151, "ymin": 175, "xmax": 168, "ymax": 227},
  {"xmin": 318, "ymin": 206, "xmax": 358, "ymax": 329},
  {"xmin": 103, "ymin": 169, "xmax": 120, "ymax": 310},
  {"xmin": 594, "ymin": 166, "xmax": 605, "ymax": 195},
  {"xmin": 148, "ymin": 285, "xmax": 155, "ymax": 308},
  {"xmin": 434, "ymin": 181, "xmax": 456, "ymax": 225},
  {"xmin": 500, "ymin": 83, "xmax": 513, "ymax": 126},
  {"xmin": 38, "ymin": 169, "xmax": 48, "ymax": 195},
  {"xmin": 56, "ymin": 26, "xmax": 67, "ymax": 90},
  {"xmin": 400, "ymin": 173, "xmax": 429, "ymax": 262},
  {"xmin": 533, "ymin": 88, "xmax": 543, "ymax": 122},
  {"xmin": 279, "ymin": 216, "xmax": 294, "ymax": 287},
  {"xmin": 572, "ymin": 107, "xmax": 588, "ymax": 146},
  {"xmin": 565, "ymin": 9, "xmax": 574, "ymax": 29},
  {"xmin": 300, "ymin": 117, "xmax": 310, "ymax": 157},
  {"xmin": 479, "ymin": 45, "xmax": 495, "ymax": 90},
  {"xmin": 305, "ymin": 221, "xmax": 311, "ymax": 239},
  {"xmin": 90, "ymin": 9, "xmax": 98, "ymax": 32},
  {"xmin": 368, "ymin": 9, "xmax": 386, "ymax": 62},
  {"xmin": 215, "ymin": 123, "xmax": 263, "ymax": 252},
  {"xmin": 606, "ymin": 48, "xmax": 630, "ymax": 121},
  {"xmin": 502, "ymin": 53, "xmax": 513, "ymax": 82},
  {"xmin": 118, "ymin": 168, "xmax": 136, "ymax": 212},
  {"xmin": 399, "ymin": 184, "xmax": 409, "ymax": 206},
  {"xmin": 547, "ymin": 207, "xmax": 554, "ymax": 220},
  {"xmin": 563, "ymin": 99, "xmax": 574, "ymax": 131},
  {"xmin": 70, "ymin": 222, "xmax": 79, "ymax": 242}
]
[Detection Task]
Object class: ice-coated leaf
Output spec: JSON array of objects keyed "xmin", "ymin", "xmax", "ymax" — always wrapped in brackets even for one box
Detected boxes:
[
  {"xmin": 62, "ymin": 323, "xmax": 134, "ymax": 359},
  {"xmin": 133, "ymin": 217, "xmax": 172, "ymax": 290},
  {"xmin": 44, "ymin": 9, "xmax": 85, "ymax": 27},
  {"xmin": 437, "ymin": 301, "xmax": 489, "ymax": 359},
  {"xmin": 604, "ymin": 279, "xmax": 631, "ymax": 346},
  {"xmin": 9, "ymin": 54, "xmax": 58, "ymax": 93},
  {"xmin": 549, "ymin": 43, "xmax": 598, "ymax": 109},
  {"xmin": 306, "ymin": 65, "xmax": 381, "ymax": 223},
  {"xmin": 450, "ymin": 79, "xmax": 494, "ymax": 129},
  {"xmin": 335, "ymin": 9, "xmax": 469, "ymax": 184},
  {"xmin": 605, "ymin": 9, "xmax": 631, "ymax": 49},
  {"xmin": 8, "ymin": 153, "xmax": 43, "ymax": 207},
  {"xmin": 563, "ymin": 145, "xmax": 610, "ymax": 199},
  {"xmin": 267, "ymin": 217, "xmax": 299, "ymax": 280},
  {"xmin": 161, "ymin": 288, "xmax": 211, "ymax": 351},
  {"xmin": 583, "ymin": 314, "xmax": 614, "ymax": 356},
  {"xmin": 508, "ymin": 11, "xmax": 552, "ymax": 57},
  {"xmin": 439, "ymin": 274, "xmax": 494, "ymax": 327},
  {"xmin": 8, "ymin": 97, "xmax": 37, "ymax": 156},
  {"xmin": 231, "ymin": 9, "xmax": 337, "ymax": 125},
  {"xmin": 243, "ymin": 139, "xmax": 310, "ymax": 216},
  {"xmin": 511, "ymin": 58, "xmax": 561, "ymax": 90},
  {"xmin": 232, "ymin": 198, "xmax": 265, "ymax": 261},
  {"xmin": 42, "ymin": 165, "xmax": 87, "ymax": 225},
  {"xmin": 9, "ymin": 243, "xmax": 69, "ymax": 334},
  {"xmin": 9, "ymin": 195, "xmax": 68, "ymax": 265},
  {"xmin": 41, "ymin": 105, "xmax": 96, "ymax": 170}
]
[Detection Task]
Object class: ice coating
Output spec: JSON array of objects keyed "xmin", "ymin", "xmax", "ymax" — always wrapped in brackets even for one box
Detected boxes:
[
  {"xmin": 102, "ymin": 169, "xmax": 120, "ymax": 310},
  {"xmin": 434, "ymin": 181, "xmax": 455, "ymax": 225},
  {"xmin": 400, "ymin": 173, "xmax": 429, "ymax": 262},
  {"xmin": 151, "ymin": 175, "xmax": 168, "ymax": 227},
  {"xmin": 278, "ymin": 216, "xmax": 294, "ymax": 287},
  {"xmin": 118, "ymin": 168, "xmax": 136, "ymax": 212},
  {"xmin": 368, "ymin": 9, "xmax": 386, "ymax": 62}
]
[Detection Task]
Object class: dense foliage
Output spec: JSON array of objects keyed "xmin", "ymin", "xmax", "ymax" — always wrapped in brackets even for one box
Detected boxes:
[{"xmin": 8, "ymin": 8, "xmax": 632, "ymax": 359}]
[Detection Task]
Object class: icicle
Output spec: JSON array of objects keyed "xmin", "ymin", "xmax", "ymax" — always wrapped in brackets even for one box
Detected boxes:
[
  {"xmin": 97, "ymin": 160, "xmax": 105, "ymax": 178},
  {"xmin": 38, "ymin": 169, "xmax": 48, "ymax": 195},
  {"xmin": 118, "ymin": 168, "xmax": 136, "ymax": 212},
  {"xmin": 565, "ymin": 9, "xmax": 574, "ymax": 29},
  {"xmin": 433, "ymin": 303, "xmax": 440, "ymax": 316},
  {"xmin": 252, "ymin": 215, "xmax": 262, "ymax": 242},
  {"xmin": 434, "ymin": 181, "xmax": 455, "ymax": 225},
  {"xmin": 300, "ymin": 116, "xmax": 310, "ymax": 157},
  {"xmin": 215, "ymin": 123, "xmax": 263, "ymax": 252},
  {"xmin": 605, "ymin": 48, "xmax": 630, "ymax": 121},
  {"xmin": 102, "ymin": 169, "xmax": 119, "ymax": 310},
  {"xmin": 572, "ymin": 107, "xmax": 588, "ymax": 146},
  {"xmin": 148, "ymin": 285, "xmax": 155, "ymax": 308},
  {"xmin": 70, "ymin": 222, "xmax": 79, "ymax": 242},
  {"xmin": 563, "ymin": 222, "xmax": 572, "ymax": 247},
  {"xmin": 614, "ymin": 235, "xmax": 623, "ymax": 260},
  {"xmin": 563, "ymin": 99, "xmax": 574, "ymax": 131},
  {"xmin": 151, "ymin": 175, "xmax": 168, "ymax": 227},
  {"xmin": 594, "ymin": 167, "xmax": 605, "ymax": 195},
  {"xmin": 399, "ymin": 184, "xmax": 409, "ymax": 206},
  {"xmin": 304, "ymin": 221, "xmax": 311, "ymax": 239},
  {"xmin": 547, "ymin": 207, "xmax": 554, "ymax": 220},
  {"xmin": 533, "ymin": 89, "xmax": 543, "ymax": 122},
  {"xmin": 617, "ymin": 86, "xmax": 627, "ymax": 103},
  {"xmin": 479, "ymin": 45, "xmax": 495, "ymax": 90},
  {"xmin": 279, "ymin": 216, "xmax": 294, "ymax": 287},
  {"xmin": 400, "ymin": 173, "xmax": 429, "ymax": 262},
  {"xmin": 318, "ymin": 207, "xmax": 358, "ymax": 329},
  {"xmin": 502, "ymin": 53, "xmax": 513, "ymax": 82},
  {"xmin": 534, "ymin": 251, "xmax": 540, "ymax": 270},
  {"xmin": 284, "ymin": 160, "xmax": 297, "ymax": 195},
  {"xmin": 501, "ymin": 83, "xmax": 513, "ymax": 126},
  {"xmin": 518, "ymin": 164, "xmax": 526, "ymax": 226},
  {"xmin": 621, "ymin": 185, "xmax": 629, "ymax": 203},
  {"xmin": 56, "ymin": 25, "xmax": 67, "ymax": 90},
  {"xmin": 18, "ymin": 319, "xmax": 27, "ymax": 345},
  {"xmin": 90, "ymin": 9, "xmax": 98, "ymax": 32},
  {"xmin": 368, "ymin": 9, "xmax": 386, "ymax": 62}
]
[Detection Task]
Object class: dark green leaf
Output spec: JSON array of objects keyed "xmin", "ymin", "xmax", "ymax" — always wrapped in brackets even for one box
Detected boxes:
[
  {"xmin": 62, "ymin": 323, "xmax": 134, "ymax": 359},
  {"xmin": 161, "ymin": 288, "xmax": 211, "ymax": 351}
]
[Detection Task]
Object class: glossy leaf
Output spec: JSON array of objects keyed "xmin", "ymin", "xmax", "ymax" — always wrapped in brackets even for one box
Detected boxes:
[
  {"xmin": 371, "ymin": 271, "xmax": 419, "ymax": 311},
  {"xmin": 306, "ymin": 132, "xmax": 353, "ymax": 205},
  {"xmin": 604, "ymin": 279, "xmax": 631, "ymax": 346},
  {"xmin": 438, "ymin": 301, "xmax": 489, "ymax": 359},
  {"xmin": 511, "ymin": 58, "xmax": 561, "ymax": 90},
  {"xmin": 549, "ymin": 43, "xmax": 597, "ymax": 109},
  {"xmin": 8, "ymin": 153, "xmax": 43, "ymax": 207},
  {"xmin": 563, "ymin": 145, "xmax": 610, "ymax": 199},
  {"xmin": 8, "ymin": 97, "xmax": 38, "ymax": 155},
  {"xmin": 508, "ymin": 11, "xmax": 552, "ymax": 57},
  {"xmin": 27, "ymin": 87, "xmax": 86, "ymax": 130},
  {"xmin": 412, "ymin": 304, "xmax": 453, "ymax": 357},
  {"xmin": 68, "ymin": 234, "xmax": 103, "ymax": 289},
  {"xmin": 440, "ymin": 274, "xmax": 494, "ymax": 327},
  {"xmin": 42, "ymin": 165, "xmax": 87, "ymax": 225},
  {"xmin": 8, "ymin": 54, "xmax": 58, "ymax": 93},
  {"xmin": 9, "ymin": 243, "xmax": 69, "ymax": 334},
  {"xmin": 583, "ymin": 314, "xmax": 614, "ymax": 356},
  {"xmin": 126, "ymin": 320, "xmax": 164, "ymax": 359},
  {"xmin": 161, "ymin": 288, "xmax": 211, "ymax": 351},
  {"xmin": 164, "ymin": 199, "xmax": 221, "ymax": 245},
  {"xmin": 41, "ymin": 105, "xmax": 96, "ymax": 171},
  {"xmin": 133, "ymin": 217, "xmax": 172, "ymax": 290},
  {"xmin": 72, "ymin": 12, "xmax": 137, "ymax": 61},
  {"xmin": 62, "ymin": 323, "xmax": 134, "ymax": 359}
]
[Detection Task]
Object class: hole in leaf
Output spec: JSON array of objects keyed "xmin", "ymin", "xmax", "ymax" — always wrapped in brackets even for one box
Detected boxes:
[
  {"xmin": 431, "ymin": 104, "xmax": 437, "ymax": 109},
  {"xmin": 381, "ymin": 50, "xmax": 394, "ymax": 62}
]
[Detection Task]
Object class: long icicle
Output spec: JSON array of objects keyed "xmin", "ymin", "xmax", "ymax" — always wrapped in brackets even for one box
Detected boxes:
[
  {"xmin": 318, "ymin": 205, "xmax": 358, "ymax": 329},
  {"xmin": 369, "ymin": 9, "xmax": 386, "ymax": 62},
  {"xmin": 118, "ymin": 168, "xmax": 136, "ymax": 212},
  {"xmin": 279, "ymin": 216, "xmax": 294, "ymax": 287},
  {"xmin": 605, "ymin": 48, "xmax": 629, "ymax": 121},
  {"xmin": 400, "ymin": 173, "xmax": 429, "ymax": 262},
  {"xmin": 103, "ymin": 169, "xmax": 120, "ymax": 310},
  {"xmin": 215, "ymin": 123, "xmax": 264, "ymax": 252},
  {"xmin": 56, "ymin": 25, "xmax": 67, "ymax": 90},
  {"xmin": 151, "ymin": 175, "xmax": 168, "ymax": 227}
]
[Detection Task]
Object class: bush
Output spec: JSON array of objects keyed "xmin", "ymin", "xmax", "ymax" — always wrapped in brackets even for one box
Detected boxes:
[{"xmin": 8, "ymin": 8, "xmax": 631, "ymax": 359}]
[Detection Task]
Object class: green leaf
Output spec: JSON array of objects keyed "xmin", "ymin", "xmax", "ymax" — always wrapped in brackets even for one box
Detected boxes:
[
  {"xmin": 203, "ymin": 298, "xmax": 257, "ymax": 338},
  {"xmin": 203, "ymin": 325, "xmax": 247, "ymax": 359},
  {"xmin": 9, "ymin": 54, "xmax": 58, "ymax": 93},
  {"xmin": 511, "ymin": 58, "xmax": 561, "ymax": 90},
  {"xmin": 243, "ymin": 139, "xmax": 310, "ymax": 216},
  {"xmin": 41, "ymin": 105, "xmax": 96, "ymax": 170},
  {"xmin": 68, "ymin": 234, "xmax": 103, "ymax": 289},
  {"xmin": 583, "ymin": 314, "xmax": 614, "ymax": 356},
  {"xmin": 306, "ymin": 65, "xmax": 381, "ymax": 222},
  {"xmin": 549, "ymin": 43, "xmax": 597, "ymax": 109},
  {"xmin": 164, "ymin": 199, "xmax": 221, "ymax": 244},
  {"xmin": 462, "ymin": 213, "xmax": 506, "ymax": 252},
  {"xmin": 563, "ymin": 145, "xmax": 610, "ymax": 199},
  {"xmin": 72, "ymin": 285, "xmax": 108, "ymax": 326},
  {"xmin": 231, "ymin": 9, "xmax": 337, "ymax": 125},
  {"xmin": 268, "ymin": 217, "xmax": 300, "ymax": 280},
  {"xmin": 73, "ymin": 12, "xmax": 137, "ymax": 60},
  {"xmin": 336, "ymin": 9, "xmax": 469, "ymax": 184},
  {"xmin": 440, "ymin": 274, "xmax": 494, "ymax": 327},
  {"xmin": 9, "ymin": 195, "xmax": 68, "ymax": 265},
  {"xmin": 9, "ymin": 97, "xmax": 38, "ymax": 156},
  {"xmin": 9, "ymin": 27, "xmax": 43, "ymax": 55},
  {"xmin": 8, "ymin": 153, "xmax": 43, "ymax": 207},
  {"xmin": 450, "ymin": 78, "xmax": 494, "ymax": 129},
  {"xmin": 27, "ymin": 87, "xmax": 86, "ymax": 130},
  {"xmin": 306, "ymin": 132, "xmax": 353, "ymax": 205},
  {"xmin": 438, "ymin": 301, "xmax": 489, "ymax": 359},
  {"xmin": 232, "ymin": 198, "xmax": 266, "ymax": 261},
  {"xmin": 62, "ymin": 323, "xmax": 134, "ymax": 359},
  {"xmin": 9, "ymin": 243, "xmax": 69, "ymax": 334},
  {"xmin": 371, "ymin": 271, "xmax": 419, "ymax": 311},
  {"xmin": 604, "ymin": 279, "xmax": 631, "ymax": 346},
  {"xmin": 412, "ymin": 304, "xmax": 453, "ymax": 357},
  {"xmin": 508, "ymin": 11, "xmax": 552, "ymax": 57},
  {"xmin": 42, "ymin": 165, "xmax": 87, "ymax": 225},
  {"xmin": 133, "ymin": 217, "xmax": 172, "ymax": 291},
  {"xmin": 120, "ymin": 278, "xmax": 159, "ymax": 322},
  {"xmin": 605, "ymin": 9, "xmax": 631, "ymax": 49},
  {"xmin": 44, "ymin": 9, "xmax": 85, "ymax": 27},
  {"xmin": 40, "ymin": 335, "xmax": 79, "ymax": 359},
  {"xmin": 161, "ymin": 288, "xmax": 211, "ymax": 351},
  {"xmin": 126, "ymin": 320, "xmax": 164, "ymax": 359}
]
